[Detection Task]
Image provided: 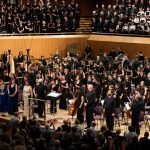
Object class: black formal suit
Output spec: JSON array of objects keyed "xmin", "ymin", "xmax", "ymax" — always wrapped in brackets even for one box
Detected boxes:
[
  {"xmin": 131, "ymin": 98, "xmax": 145, "ymax": 135},
  {"xmin": 104, "ymin": 95, "xmax": 116, "ymax": 131},
  {"xmin": 35, "ymin": 83, "xmax": 47, "ymax": 117},
  {"xmin": 85, "ymin": 90, "xmax": 96, "ymax": 128}
]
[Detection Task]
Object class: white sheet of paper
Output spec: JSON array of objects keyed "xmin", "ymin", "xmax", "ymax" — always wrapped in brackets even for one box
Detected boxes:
[
  {"xmin": 101, "ymin": 100, "xmax": 104, "ymax": 105},
  {"xmin": 47, "ymin": 92, "xmax": 62, "ymax": 98},
  {"xmin": 125, "ymin": 103, "xmax": 130, "ymax": 110},
  {"xmin": 68, "ymin": 99, "xmax": 73, "ymax": 105}
]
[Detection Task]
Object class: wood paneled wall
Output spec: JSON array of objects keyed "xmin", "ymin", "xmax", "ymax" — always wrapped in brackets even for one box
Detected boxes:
[
  {"xmin": 0, "ymin": 34, "xmax": 150, "ymax": 59},
  {"xmin": 87, "ymin": 35, "xmax": 150, "ymax": 58},
  {"xmin": 0, "ymin": 35, "xmax": 89, "ymax": 58}
]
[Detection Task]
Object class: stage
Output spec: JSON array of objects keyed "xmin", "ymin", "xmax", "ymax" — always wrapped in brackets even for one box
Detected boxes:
[{"xmin": 0, "ymin": 104, "xmax": 149, "ymax": 137}]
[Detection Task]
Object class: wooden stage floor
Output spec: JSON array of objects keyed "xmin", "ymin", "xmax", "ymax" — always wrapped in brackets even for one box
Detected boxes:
[{"xmin": 0, "ymin": 106, "xmax": 150, "ymax": 138}]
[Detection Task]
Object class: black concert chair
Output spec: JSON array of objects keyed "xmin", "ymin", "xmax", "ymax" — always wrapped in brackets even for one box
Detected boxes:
[{"xmin": 93, "ymin": 105, "xmax": 104, "ymax": 128}]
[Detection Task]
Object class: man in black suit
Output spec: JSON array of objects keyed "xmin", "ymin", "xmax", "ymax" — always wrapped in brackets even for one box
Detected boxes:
[
  {"xmin": 34, "ymin": 79, "xmax": 47, "ymax": 117},
  {"xmin": 85, "ymin": 84, "xmax": 96, "ymax": 128},
  {"xmin": 104, "ymin": 90, "xmax": 116, "ymax": 131},
  {"xmin": 131, "ymin": 88, "xmax": 145, "ymax": 135}
]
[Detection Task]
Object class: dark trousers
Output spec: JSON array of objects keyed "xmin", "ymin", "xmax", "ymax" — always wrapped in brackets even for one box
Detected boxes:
[
  {"xmin": 77, "ymin": 107, "xmax": 84, "ymax": 123},
  {"xmin": 132, "ymin": 116, "xmax": 140, "ymax": 135},
  {"xmin": 106, "ymin": 115, "xmax": 114, "ymax": 131},
  {"xmin": 38, "ymin": 101, "xmax": 44, "ymax": 117},
  {"xmin": 8, "ymin": 97, "xmax": 14, "ymax": 115},
  {"xmin": 50, "ymin": 98, "xmax": 57, "ymax": 113},
  {"xmin": 86, "ymin": 108, "xmax": 93, "ymax": 127}
]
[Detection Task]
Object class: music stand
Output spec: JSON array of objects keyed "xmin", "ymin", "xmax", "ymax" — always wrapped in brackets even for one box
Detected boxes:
[{"xmin": 47, "ymin": 92, "xmax": 62, "ymax": 115}]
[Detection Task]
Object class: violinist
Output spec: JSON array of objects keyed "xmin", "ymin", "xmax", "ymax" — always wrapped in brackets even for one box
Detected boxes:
[
  {"xmin": 18, "ymin": 51, "xmax": 24, "ymax": 64},
  {"xmin": 115, "ymin": 83, "xmax": 123, "ymax": 111},
  {"xmin": 59, "ymin": 75, "xmax": 68, "ymax": 110},
  {"xmin": 84, "ymin": 44, "xmax": 92, "ymax": 60}
]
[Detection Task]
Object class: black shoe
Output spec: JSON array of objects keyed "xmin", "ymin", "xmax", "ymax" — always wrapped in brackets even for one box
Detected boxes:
[{"xmin": 39, "ymin": 116, "xmax": 44, "ymax": 118}]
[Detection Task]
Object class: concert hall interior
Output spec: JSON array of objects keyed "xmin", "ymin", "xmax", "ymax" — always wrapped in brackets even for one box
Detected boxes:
[{"xmin": 0, "ymin": 1, "xmax": 150, "ymax": 150}]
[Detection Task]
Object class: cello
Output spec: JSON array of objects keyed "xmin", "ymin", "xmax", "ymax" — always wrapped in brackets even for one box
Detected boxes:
[
  {"xmin": 68, "ymin": 98, "xmax": 76, "ymax": 116},
  {"xmin": 68, "ymin": 87, "xmax": 77, "ymax": 116}
]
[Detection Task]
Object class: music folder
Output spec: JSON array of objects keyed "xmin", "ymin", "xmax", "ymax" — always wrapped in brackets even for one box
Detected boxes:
[{"xmin": 47, "ymin": 92, "xmax": 62, "ymax": 98}]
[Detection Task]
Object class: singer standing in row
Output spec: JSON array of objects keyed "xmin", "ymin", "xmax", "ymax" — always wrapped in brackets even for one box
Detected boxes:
[
  {"xmin": 85, "ymin": 84, "xmax": 96, "ymax": 128},
  {"xmin": 7, "ymin": 78, "xmax": 18, "ymax": 115}
]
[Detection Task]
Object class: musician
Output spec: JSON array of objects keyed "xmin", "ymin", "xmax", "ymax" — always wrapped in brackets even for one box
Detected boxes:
[
  {"xmin": 2, "ymin": 51, "xmax": 8, "ymax": 70},
  {"xmin": 84, "ymin": 44, "xmax": 92, "ymax": 59},
  {"xmin": 85, "ymin": 84, "xmax": 96, "ymax": 128},
  {"xmin": 131, "ymin": 88, "xmax": 145, "ymax": 135},
  {"xmin": 34, "ymin": 79, "xmax": 47, "ymax": 117},
  {"xmin": 50, "ymin": 79, "xmax": 58, "ymax": 114},
  {"xmin": 3, "ymin": 70, "xmax": 11, "ymax": 83},
  {"xmin": 17, "ymin": 51, "xmax": 24, "ymax": 64},
  {"xmin": 104, "ymin": 90, "xmax": 116, "ymax": 131},
  {"xmin": 92, "ymin": 76, "xmax": 101, "ymax": 101},
  {"xmin": 76, "ymin": 85, "xmax": 84, "ymax": 124},
  {"xmin": 39, "ymin": 56, "xmax": 47, "ymax": 66},
  {"xmin": 59, "ymin": 75, "xmax": 68, "ymax": 110},
  {"xmin": 115, "ymin": 83, "xmax": 123, "ymax": 113}
]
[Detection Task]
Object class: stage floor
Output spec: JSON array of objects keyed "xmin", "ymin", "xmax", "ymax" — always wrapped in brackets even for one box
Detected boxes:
[{"xmin": 0, "ymin": 106, "xmax": 150, "ymax": 138}]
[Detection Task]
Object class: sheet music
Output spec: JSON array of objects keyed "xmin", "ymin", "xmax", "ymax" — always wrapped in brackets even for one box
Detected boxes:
[
  {"xmin": 68, "ymin": 99, "xmax": 73, "ymax": 105},
  {"xmin": 47, "ymin": 92, "xmax": 62, "ymax": 98},
  {"xmin": 101, "ymin": 100, "xmax": 105, "ymax": 106},
  {"xmin": 125, "ymin": 102, "xmax": 130, "ymax": 110}
]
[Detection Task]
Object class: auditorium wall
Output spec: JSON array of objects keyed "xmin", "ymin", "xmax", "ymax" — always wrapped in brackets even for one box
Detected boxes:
[
  {"xmin": 0, "ymin": 35, "xmax": 150, "ymax": 59},
  {"xmin": 0, "ymin": 35, "xmax": 89, "ymax": 58},
  {"xmin": 87, "ymin": 35, "xmax": 150, "ymax": 58}
]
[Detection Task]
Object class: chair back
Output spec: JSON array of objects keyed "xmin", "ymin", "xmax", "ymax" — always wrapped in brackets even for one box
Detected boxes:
[
  {"xmin": 94, "ymin": 106, "xmax": 103, "ymax": 116},
  {"xmin": 139, "ymin": 111, "xmax": 144, "ymax": 122}
]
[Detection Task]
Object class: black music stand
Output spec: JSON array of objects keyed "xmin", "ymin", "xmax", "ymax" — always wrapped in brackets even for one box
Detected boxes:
[{"xmin": 47, "ymin": 92, "xmax": 62, "ymax": 115}]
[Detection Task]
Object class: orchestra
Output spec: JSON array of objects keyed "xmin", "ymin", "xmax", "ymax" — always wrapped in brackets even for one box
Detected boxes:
[{"xmin": 0, "ymin": 48, "xmax": 150, "ymax": 135}]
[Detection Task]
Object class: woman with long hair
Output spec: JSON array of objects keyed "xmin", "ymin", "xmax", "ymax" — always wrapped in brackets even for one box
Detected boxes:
[
  {"xmin": 7, "ymin": 78, "xmax": 18, "ymax": 115},
  {"xmin": 23, "ymin": 80, "xmax": 33, "ymax": 118}
]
